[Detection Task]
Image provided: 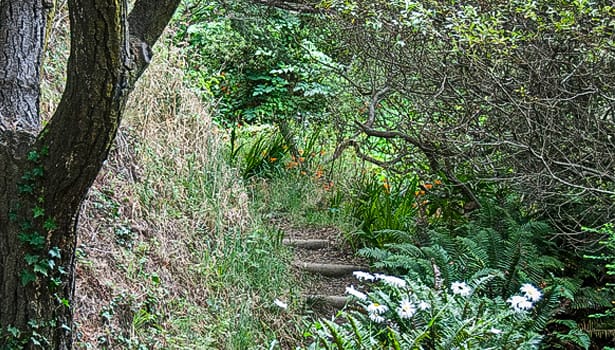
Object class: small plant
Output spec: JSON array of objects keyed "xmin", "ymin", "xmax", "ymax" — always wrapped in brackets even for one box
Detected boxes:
[
  {"xmin": 240, "ymin": 130, "xmax": 288, "ymax": 179},
  {"xmin": 305, "ymin": 272, "xmax": 549, "ymax": 349},
  {"xmin": 346, "ymin": 173, "xmax": 420, "ymax": 246}
]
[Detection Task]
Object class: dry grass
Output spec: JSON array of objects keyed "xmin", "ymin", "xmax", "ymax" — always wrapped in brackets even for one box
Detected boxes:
[
  {"xmin": 70, "ymin": 37, "xmax": 269, "ymax": 348},
  {"xmin": 37, "ymin": 6, "xmax": 305, "ymax": 348}
]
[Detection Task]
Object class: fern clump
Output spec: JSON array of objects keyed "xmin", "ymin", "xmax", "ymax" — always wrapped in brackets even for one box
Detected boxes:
[{"xmin": 305, "ymin": 272, "xmax": 549, "ymax": 349}]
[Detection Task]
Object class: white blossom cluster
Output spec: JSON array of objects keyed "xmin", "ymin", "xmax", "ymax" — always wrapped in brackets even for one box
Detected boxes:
[
  {"xmin": 347, "ymin": 271, "xmax": 429, "ymax": 322},
  {"xmin": 507, "ymin": 283, "xmax": 542, "ymax": 312},
  {"xmin": 347, "ymin": 271, "xmax": 543, "ymax": 325}
]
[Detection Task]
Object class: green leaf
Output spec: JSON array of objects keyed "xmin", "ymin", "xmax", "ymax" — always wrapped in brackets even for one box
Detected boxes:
[
  {"xmin": 33, "ymin": 263, "xmax": 49, "ymax": 276},
  {"xmin": 7, "ymin": 325, "xmax": 20, "ymax": 337},
  {"xmin": 43, "ymin": 218, "xmax": 57, "ymax": 231},
  {"xmin": 18, "ymin": 184, "xmax": 33, "ymax": 194},
  {"xmin": 24, "ymin": 254, "xmax": 40, "ymax": 265},
  {"xmin": 49, "ymin": 246, "xmax": 61, "ymax": 259},
  {"xmin": 24, "ymin": 233, "xmax": 46, "ymax": 249},
  {"xmin": 27, "ymin": 151, "xmax": 40, "ymax": 162},
  {"xmin": 50, "ymin": 277, "xmax": 61, "ymax": 287},
  {"xmin": 32, "ymin": 206, "xmax": 45, "ymax": 218},
  {"xmin": 21, "ymin": 270, "xmax": 37, "ymax": 286},
  {"xmin": 32, "ymin": 166, "xmax": 44, "ymax": 177}
]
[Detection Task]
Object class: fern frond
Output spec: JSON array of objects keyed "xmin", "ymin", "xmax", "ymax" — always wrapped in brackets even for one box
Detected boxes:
[{"xmin": 579, "ymin": 318, "xmax": 615, "ymax": 339}]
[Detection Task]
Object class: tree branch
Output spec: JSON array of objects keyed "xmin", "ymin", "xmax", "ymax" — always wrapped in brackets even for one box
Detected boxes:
[
  {"xmin": 250, "ymin": 0, "xmax": 322, "ymax": 13},
  {"xmin": 127, "ymin": 0, "xmax": 181, "ymax": 83}
]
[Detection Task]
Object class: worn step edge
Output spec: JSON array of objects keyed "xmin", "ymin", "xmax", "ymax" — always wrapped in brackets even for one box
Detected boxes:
[
  {"xmin": 305, "ymin": 295, "xmax": 348, "ymax": 309},
  {"xmin": 283, "ymin": 238, "xmax": 329, "ymax": 249},
  {"xmin": 295, "ymin": 262, "xmax": 368, "ymax": 277}
]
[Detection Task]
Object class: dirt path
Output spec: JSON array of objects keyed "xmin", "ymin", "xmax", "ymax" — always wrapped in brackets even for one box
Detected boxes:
[{"xmin": 273, "ymin": 218, "xmax": 369, "ymax": 316}]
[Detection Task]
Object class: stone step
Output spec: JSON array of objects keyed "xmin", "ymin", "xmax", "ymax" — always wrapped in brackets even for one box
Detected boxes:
[
  {"xmin": 295, "ymin": 262, "xmax": 368, "ymax": 277},
  {"xmin": 283, "ymin": 238, "xmax": 330, "ymax": 250}
]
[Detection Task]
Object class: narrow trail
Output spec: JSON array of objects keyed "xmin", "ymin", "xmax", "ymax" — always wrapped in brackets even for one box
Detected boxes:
[{"xmin": 273, "ymin": 218, "xmax": 369, "ymax": 317}]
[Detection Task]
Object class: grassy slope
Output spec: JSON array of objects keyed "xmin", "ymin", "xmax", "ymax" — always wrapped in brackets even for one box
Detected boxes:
[{"xmin": 41, "ymin": 20, "xmax": 305, "ymax": 349}]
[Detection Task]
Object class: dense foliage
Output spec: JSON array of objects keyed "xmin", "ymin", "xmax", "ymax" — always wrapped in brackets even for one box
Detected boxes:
[
  {"xmin": 320, "ymin": 0, "xmax": 614, "ymax": 239},
  {"xmin": 172, "ymin": 0, "xmax": 614, "ymax": 348}
]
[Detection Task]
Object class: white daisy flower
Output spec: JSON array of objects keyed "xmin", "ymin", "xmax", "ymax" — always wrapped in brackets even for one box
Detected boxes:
[
  {"xmin": 353, "ymin": 271, "xmax": 376, "ymax": 282},
  {"xmin": 396, "ymin": 299, "xmax": 417, "ymax": 319},
  {"xmin": 367, "ymin": 302, "xmax": 388, "ymax": 314},
  {"xmin": 345, "ymin": 285, "xmax": 368, "ymax": 300},
  {"xmin": 369, "ymin": 313, "xmax": 386, "ymax": 323},
  {"xmin": 374, "ymin": 273, "xmax": 407, "ymax": 288},
  {"xmin": 520, "ymin": 283, "xmax": 542, "ymax": 302},
  {"xmin": 507, "ymin": 295, "xmax": 533, "ymax": 312},
  {"xmin": 273, "ymin": 298, "xmax": 288, "ymax": 310},
  {"xmin": 417, "ymin": 300, "xmax": 431, "ymax": 311},
  {"xmin": 489, "ymin": 327, "xmax": 503, "ymax": 335},
  {"xmin": 451, "ymin": 281, "xmax": 472, "ymax": 297}
]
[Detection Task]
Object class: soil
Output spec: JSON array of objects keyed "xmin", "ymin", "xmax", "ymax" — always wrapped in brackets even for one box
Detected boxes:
[{"xmin": 271, "ymin": 217, "xmax": 369, "ymax": 317}]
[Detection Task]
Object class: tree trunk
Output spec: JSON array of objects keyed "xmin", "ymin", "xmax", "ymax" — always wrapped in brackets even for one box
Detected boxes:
[{"xmin": 0, "ymin": 0, "xmax": 180, "ymax": 348}]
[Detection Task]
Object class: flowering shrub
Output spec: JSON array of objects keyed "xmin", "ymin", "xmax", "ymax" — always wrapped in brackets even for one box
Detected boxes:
[{"xmin": 306, "ymin": 272, "xmax": 547, "ymax": 349}]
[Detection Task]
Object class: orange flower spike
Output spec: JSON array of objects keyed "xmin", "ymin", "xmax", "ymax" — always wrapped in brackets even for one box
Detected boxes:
[
  {"xmin": 434, "ymin": 179, "xmax": 442, "ymax": 185},
  {"xmin": 424, "ymin": 183, "xmax": 433, "ymax": 190},
  {"xmin": 299, "ymin": 157, "xmax": 305, "ymax": 163},
  {"xmin": 269, "ymin": 157, "xmax": 278, "ymax": 162},
  {"xmin": 420, "ymin": 190, "xmax": 426, "ymax": 196},
  {"xmin": 383, "ymin": 182, "xmax": 391, "ymax": 193},
  {"xmin": 415, "ymin": 190, "xmax": 421, "ymax": 196}
]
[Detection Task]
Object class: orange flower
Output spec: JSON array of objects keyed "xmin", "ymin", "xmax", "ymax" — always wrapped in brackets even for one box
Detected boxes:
[
  {"xmin": 434, "ymin": 179, "xmax": 442, "ymax": 185},
  {"xmin": 383, "ymin": 181, "xmax": 390, "ymax": 193},
  {"xmin": 269, "ymin": 157, "xmax": 278, "ymax": 162},
  {"xmin": 424, "ymin": 183, "xmax": 433, "ymax": 190},
  {"xmin": 286, "ymin": 161, "xmax": 298, "ymax": 169},
  {"xmin": 415, "ymin": 190, "xmax": 426, "ymax": 196},
  {"xmin": 315, "ymin": 168, "xmax": 324, "ymax": 179},
  {"xmin": 298, "ymin": 157, "xmax": 305, "ymax": 163},
  {"xmin": 322, "ymin": 181, "xmax": 334, "ymax": 191},
  {"xmin": 300, "ymin": 171, "xmax": 307, "ymax": 176}
]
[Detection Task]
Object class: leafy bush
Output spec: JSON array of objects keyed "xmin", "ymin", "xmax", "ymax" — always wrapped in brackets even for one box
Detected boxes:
[
  {"xmin": 175, "ymin": 1, "xmax": 336, "ymax": 126},
  {"xmin": 321, "ymin": 0, "xmax": 615, "ymax": 237}
]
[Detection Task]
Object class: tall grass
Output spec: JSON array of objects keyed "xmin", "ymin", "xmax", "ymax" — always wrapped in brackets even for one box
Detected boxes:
[{"xmin": 52, "ymin": 32, "xmax": 305, "ymax": 349}]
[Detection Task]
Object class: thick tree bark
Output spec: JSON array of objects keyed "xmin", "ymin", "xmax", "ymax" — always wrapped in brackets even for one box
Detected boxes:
[
  {"xmin": 0, "ymin": 0, "xmax": 49, "ymax": 134},
  {"xmin": 0, "ymin": 0, "xmax": 180, "ymax": 348}
]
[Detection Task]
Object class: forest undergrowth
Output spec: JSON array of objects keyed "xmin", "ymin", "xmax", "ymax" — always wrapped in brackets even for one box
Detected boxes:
[{"xmin": 36, "ymin": 1, "xmax": 615, "ymax": 349}]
